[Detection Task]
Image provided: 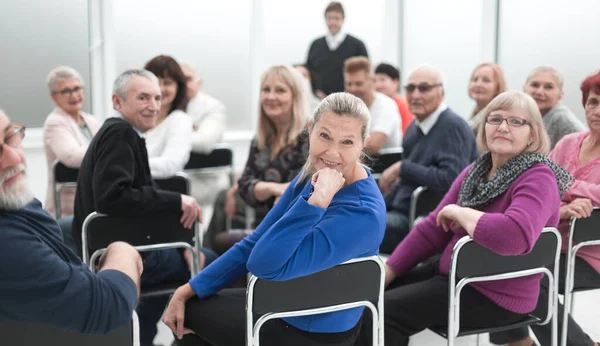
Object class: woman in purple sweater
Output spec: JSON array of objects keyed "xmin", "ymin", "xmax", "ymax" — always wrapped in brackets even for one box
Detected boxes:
[{"xmin": 359, "ymin": 91, "xmax": 575, "ymax": 346}]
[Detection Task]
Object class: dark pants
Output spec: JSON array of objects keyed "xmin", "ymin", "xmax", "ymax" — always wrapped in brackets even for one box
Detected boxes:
[
  {"xmin": 355, "ymin": 257, "xmax": 527, "ymax": 346},
  {"xmin": 203, "ymin": 190, "xmax": 268, "ymax": 251},
  {"xmin": 138, "ymin": 248, "xmax": 217, "ymax": 346},
  {"xmin": 490, "ymin": 254, "xmax": 600, "ymax": 346},
  {"xmin": 380, "ymin": 211, "xmax": 410, "ymax": 254},
  {"xmin": 179, "ymin": 288, "xmax": 362, "ymax": 346}
]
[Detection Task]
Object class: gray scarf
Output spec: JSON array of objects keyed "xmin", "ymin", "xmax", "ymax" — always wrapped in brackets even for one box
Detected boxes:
[{"xmin": 458, "ymin": 152, "xmax": 575, "ymax": 209}]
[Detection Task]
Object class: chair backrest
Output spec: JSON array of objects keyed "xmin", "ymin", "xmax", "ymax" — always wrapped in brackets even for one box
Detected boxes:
[
  {"xmin": 249, "ymin": 257, "xmax": 383, "ymax": 316},
  {"xmin": 409, "ymin": 186, "xmax": 444, "ymax": 229},
  {"xmin": 451, "ymin": 228, "xmax": 560, "ymax": 279},
  {"xmin": 53, "ymin": 160, "xmax": 80, "ymax": 184},
  {"xmin": 82, "ymin": 212, "xmax": 194, "ymax": 258},
  {"xmin": 0, "ymin": 312, "xmax": 137, "ymax": 346},
  {"xmin": 154, "ymin": 172, "xmax": 190, "ymax": 195},
  {"xmin": 570, "ymin": 208, "xmax": 600, "ymax": 243},
  {"xmin": 184, "ymin": 147, "xmax": 233, "ymax": 171},
  {"xmin": 368, "ymin": 147, "xmax": 403, "ymax": 175}
]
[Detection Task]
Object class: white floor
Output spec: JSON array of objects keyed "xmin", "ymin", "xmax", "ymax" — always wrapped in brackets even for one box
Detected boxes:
[{"xmin": 153, "ymin": 206, "xmax": 600, "ymax": 346}]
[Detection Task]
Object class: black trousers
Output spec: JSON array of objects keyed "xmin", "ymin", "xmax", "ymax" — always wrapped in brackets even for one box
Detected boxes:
[
  {"xmin": 355, "ymin": 257, "xmax": 528, "ymax": 346},
  {"xmin": 490, "ymin": 254, "xmax": 600, "ymax": 346},
  {"xmin": 180, "ymin": 288, "xmax": 362, "ymax": 346}
]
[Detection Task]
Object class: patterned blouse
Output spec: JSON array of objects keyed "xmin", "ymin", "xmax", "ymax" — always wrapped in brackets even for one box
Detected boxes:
[{"xmin": 238, "ymin": 131, "xmax": 309, "ymax": 208}]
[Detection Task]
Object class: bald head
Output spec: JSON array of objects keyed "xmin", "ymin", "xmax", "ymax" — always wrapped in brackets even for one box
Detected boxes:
[
  {"xmin": 406, "ymin": 65, "xmax": 445, "ymax": 121},
  {"xmin": 181, "ymin": 64, "xmax": 202, "ymax": 99},
  {"xmin": 408, "ymin": 65, "xmax": 445, "ymax": 86}
]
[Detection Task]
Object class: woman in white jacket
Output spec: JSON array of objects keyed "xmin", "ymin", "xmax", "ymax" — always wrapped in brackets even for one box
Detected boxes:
[{"xmin": 144, "ymin": 55, "xmax": 192, "ymax": 178}]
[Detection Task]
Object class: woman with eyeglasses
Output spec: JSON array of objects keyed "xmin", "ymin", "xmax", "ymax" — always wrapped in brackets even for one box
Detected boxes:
[
  {"xmin": 43, "ymin": 66, "xmax": 100, "ymax": 249},
  {"xmin": 357, "ymin": 91, "xmax": 574, "ymax": 346},
  {"xmin": 523, "ymin": 66, "xmax": 585, "ymax": 150},
  {"xmin": 490, "ymin": 73, "xmax": 600, "ymax": 346}
]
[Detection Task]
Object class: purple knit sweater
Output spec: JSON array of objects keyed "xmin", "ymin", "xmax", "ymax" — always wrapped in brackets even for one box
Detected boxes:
[{"xmin": 387, "ymin": 163, "xmax": 561, "ymax": 313}]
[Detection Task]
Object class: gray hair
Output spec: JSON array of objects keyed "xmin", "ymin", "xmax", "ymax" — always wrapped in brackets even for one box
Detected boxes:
[
  {"xmin": 526, "ymin": 66, "xmax": 564, "ymax": 90},
  {"xmin": 113, "ymin": 69, "xmax": 159, "ymax": 99},
  {"xmin": 296, "ymin": 92, "xmax": 371, "ymax": 184},
  {"xmin": 476, "ymin": 90, "xmax": 550, "ymax": 155},
  {"xmin": 46, "ymin": 66, "xmax": 85, "ymax": 92},
  {"xmin": 408, "ymin": 64, "xmax": 446, "ymax": 86}
]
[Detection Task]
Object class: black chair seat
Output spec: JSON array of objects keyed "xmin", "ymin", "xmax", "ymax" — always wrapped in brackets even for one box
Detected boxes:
[
  {"xmin": 430, "ymin": 315, "xmax": 540, "ymax": 338},
  {"xmin": 572, "ymin": 286, "xmax": 600, "ymax": 293},
  {"xmin": 185, "ymin": 148, "xmax": 233, "ymax": 170}
]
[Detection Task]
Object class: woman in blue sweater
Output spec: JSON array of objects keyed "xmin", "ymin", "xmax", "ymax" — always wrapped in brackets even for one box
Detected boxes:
[{"xmin": 162, "ymin": 92, "xmax": 386, "ymax": 345}]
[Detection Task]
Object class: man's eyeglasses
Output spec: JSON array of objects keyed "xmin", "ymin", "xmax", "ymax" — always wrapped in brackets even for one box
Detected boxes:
[
  {"xmin": 53, "ymin": 86, "xmax": 84, "ymax": 97},
  {"xmin": 486, "ymin": 115, "xmax": 528, "ymax": 127},
  {"xmin": 0, "ymin": 123, "xmax": 26, "ymax": 160},
  {"xmin": 404, "ymin": 83, "xmax": 442, "ymax": 93}
]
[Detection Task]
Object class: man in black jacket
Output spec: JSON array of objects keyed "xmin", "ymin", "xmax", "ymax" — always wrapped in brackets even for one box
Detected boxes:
[
  {"xmin": 72, "ymin": 69, "xmax": 208, "ymax": 346},
  {"xmin": 306, "ymin": 1, "xmax": 368, "ymax": 96}
]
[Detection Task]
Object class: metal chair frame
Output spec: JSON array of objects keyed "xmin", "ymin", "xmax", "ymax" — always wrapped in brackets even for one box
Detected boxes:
[
  {"xmin": 82, "ymin": 173, "xmax": 201, "ymax": 298},
  {"xmin": 408, "ymin": 186, "xmax": 443, "ymax": 230},
  {"xmin": 245, "ymin": 256, "xmax": 386, "ymax": 346},
  {"xmin": 434, "ymin": 228, "xmax": 561, "ymax": 346},
  {"xmin": 52, "ymin": 160, "xmax": 79, "ymax": 220},
  {"xmin": 561, "ymin": 207, "xmax": 600, "ymax": 346}
]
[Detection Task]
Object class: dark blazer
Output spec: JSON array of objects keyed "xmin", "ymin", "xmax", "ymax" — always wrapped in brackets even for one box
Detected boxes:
[{"xmin": 72, "ymin": 117, "xmax": 181, "ymax": 252}]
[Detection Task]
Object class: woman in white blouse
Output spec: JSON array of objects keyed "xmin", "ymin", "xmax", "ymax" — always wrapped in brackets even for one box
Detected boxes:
[
  {"xmin": 143, "ymin": 55, "xmax": 192, "ymax": 178},
  {"xmin": 43, "ymin": 66, "xmax": 100, "ymax": 219}
]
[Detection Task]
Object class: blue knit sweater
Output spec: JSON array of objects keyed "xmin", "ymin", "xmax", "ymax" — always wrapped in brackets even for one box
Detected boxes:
[
  {"xmin": 387, "ymin": 108, "xmax": 478, "ymax": 213},
  {"xmin": 189, "ymin": 169, "xmax": 386, "ymax": 332},
  {"xmin": 0, "ymin": 200, "xmax": 137, "ymax": 334}
]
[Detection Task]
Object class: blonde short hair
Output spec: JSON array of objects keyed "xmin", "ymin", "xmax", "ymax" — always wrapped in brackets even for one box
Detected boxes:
[{"xmin": 476, "ymin": 90, "xmax": 550, "ymax": 155}]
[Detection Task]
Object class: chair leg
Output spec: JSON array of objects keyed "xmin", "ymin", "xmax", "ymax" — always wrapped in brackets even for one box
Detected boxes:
[
  {"xmin": 475, "ymin": 333, "xmax": 480, "ymax": 346},
  {"xmin": 562, "ymin": 251, "xmax": 577, "ymax": 346}
]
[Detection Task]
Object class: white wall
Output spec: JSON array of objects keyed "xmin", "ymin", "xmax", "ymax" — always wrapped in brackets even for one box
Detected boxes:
[
  {"xmin": 112, "ymin": 0, "xmax": 254, "ymax": 132},
  {"xmin": 402, "ymin": 0, "xmax": 490, "ymax": 119},
  {"xmin": 498, "ymin": 0, "xmax": 599, "ymax": 123},
  {"xmin": 0, "ymin": 0, "xmax": 91, "ymax": 128},
  {"xmin": 261, "ymin": 0, "xmax": 386, "ymax": 68}
]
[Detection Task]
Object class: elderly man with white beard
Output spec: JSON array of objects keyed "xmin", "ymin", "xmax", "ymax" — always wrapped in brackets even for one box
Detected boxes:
[{"xmin": 0, "ymin": 110, "xmax": 142, "ymax": 334}]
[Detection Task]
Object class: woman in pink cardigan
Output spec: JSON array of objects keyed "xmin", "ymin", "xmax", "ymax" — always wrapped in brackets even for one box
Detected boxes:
[
  {"xmin": 491, "ymin": 74, "xmax": 600, "ymax": 346},
  {"xmin": 43, "ymin": 67, "xmax": 100, "ymax": 248},
  {"xmin": 357, "ymin": 91, "xmax": 575, "ymax": 346}
]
